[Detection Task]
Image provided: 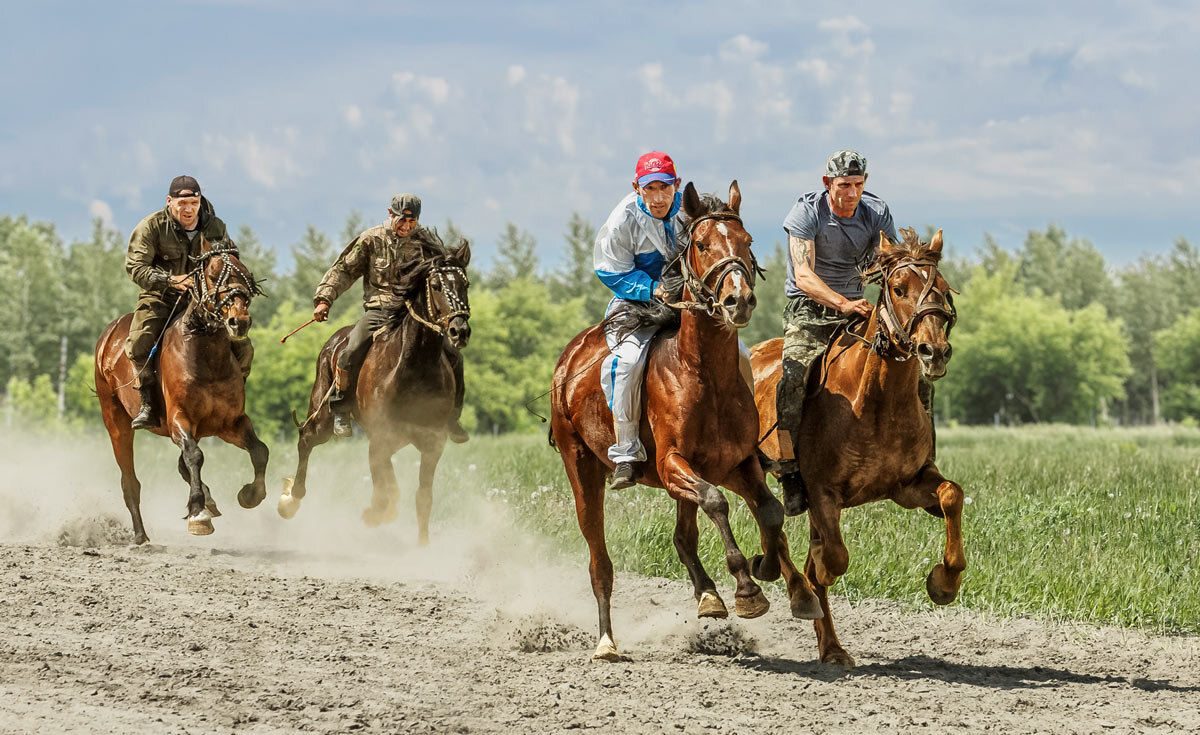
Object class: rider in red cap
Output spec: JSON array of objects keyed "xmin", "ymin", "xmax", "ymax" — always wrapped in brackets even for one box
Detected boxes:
[{"xmin": 592, "ymin": 152, "xmax": 692, "ymax": 489}]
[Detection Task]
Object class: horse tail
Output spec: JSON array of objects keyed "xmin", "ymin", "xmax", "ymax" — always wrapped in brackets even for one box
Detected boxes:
[
  {"xmin": 547, "ymin": 426, "xmax": 559, "ymax": 453},
  {"xmin": 292, "ymin": 409, "xmax": 303, "ymax": 428}
]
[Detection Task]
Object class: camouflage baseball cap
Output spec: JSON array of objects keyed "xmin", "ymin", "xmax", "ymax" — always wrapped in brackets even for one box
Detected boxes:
[
  {"xmin": 388, "ymin": 193, "xmax": 422, "ymax": 218},
  {"xmin": 825, "ymin": 150, "xmax": 867, "ymax": 178}
]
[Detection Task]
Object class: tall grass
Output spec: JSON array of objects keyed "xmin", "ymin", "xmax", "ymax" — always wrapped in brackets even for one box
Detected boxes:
[{"xmin": 428, "ymin": 425, "xmax": 1200, "ymax": 634}]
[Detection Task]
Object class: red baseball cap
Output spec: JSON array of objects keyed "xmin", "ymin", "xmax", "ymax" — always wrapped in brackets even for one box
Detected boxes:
[{"xmin": 634, "ymin": 152, "xmax": 678, "ymax": 187}]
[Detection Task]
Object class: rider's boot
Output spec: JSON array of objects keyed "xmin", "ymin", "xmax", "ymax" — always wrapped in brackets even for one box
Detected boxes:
[
  {"xmin": 610, "ymin": 461, "xmax": 638, "ymax": 490},
  {"xmin": 775, "ymin": 359, "xmax": 807, "ymax": 515},
  {"xmin": 131, "ymin": 372, "xmax": 159, "ymax": 430},
  {"xmin": 330, "ymin": 365, "xmax": 354, "ymax": 439}
]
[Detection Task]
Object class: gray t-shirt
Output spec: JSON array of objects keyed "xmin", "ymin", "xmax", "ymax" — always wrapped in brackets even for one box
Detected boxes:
[{"xmin": 782, "ymin": 190, "xmax": 897, "ymax": 300}]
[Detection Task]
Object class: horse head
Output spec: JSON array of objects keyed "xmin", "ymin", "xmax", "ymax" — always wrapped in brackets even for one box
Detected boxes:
[
  {"xmin": 679, "ymin": 180, "xmax": 758, "ymax": 328},
  {"xmin": 868, "ymin": 227, "xmax": 957, "ymax": 379},
  {"xmin": 192, "ymin": 237, "xmax": 262, "ymax": 340},
  {"xmin": 395, "ymin": 237, "xmax": 472, "ymax": 349}
]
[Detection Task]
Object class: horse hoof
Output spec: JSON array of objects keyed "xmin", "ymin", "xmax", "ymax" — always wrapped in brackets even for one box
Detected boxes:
[
  {"xmin": 238, "ymin": 483, "xmax": 265, "ymax": 509},
  {"xmin": 362, "ymin": 505, "xmax": 398, "ymax": 527},
  {"xmin": 926, "ymin": 564, "xmax": 959, "ymax": 605},
  {"xmin": 187, "ymin": 510, "xmax": 214, "ymax": 536},
  {"xmin": 697, "ymin": 591, "xmax": 728, "ymax": 619},
  {"xmin": 789, "ymin": 589, "xmax": 824, "ymax": 620},
  {"xmin": 820, "ymin": 650, "xmax": 856, "ymax": 668},
  {"xmin": 749, "ymin": 554, "xmax": 782, "ymax": 583},
  {"xmin": 277, "ymin": 494, "xmax": 301, "ymax": 519},
  {"xmin": 592, "ymin": 635, "xmax": 619, "ymax": 662},
  {"xmin": 205, "ymin": 503, "xmax": 222, "ymax": 518},
  {"xmin": 734, "ymin": 591, "xmax": 770, "ymax": 619}
]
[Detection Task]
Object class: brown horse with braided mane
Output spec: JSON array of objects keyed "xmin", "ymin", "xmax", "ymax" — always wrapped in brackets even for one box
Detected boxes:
[
  {"xmin": 752, "ymin": 227, "xmax": 965, "ymax": 667},
  {"xmin": 95, "ymin": 238, "xmax": 268, "ymax": 543},
  {"xmin": 278, "ymin": 240, "xmax": 472, "ymax": 546},
  {"xmin": 551, "ymin": 182, "xmax": 822, "ymax": 661}
]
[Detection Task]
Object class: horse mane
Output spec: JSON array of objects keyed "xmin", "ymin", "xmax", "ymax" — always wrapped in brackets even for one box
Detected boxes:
[
  {"xmin": 871, "ymin": 227, "xmax": 943, "ymax": 272},
  {"xmin": 600, "ymin": 192, "xmax": 731, "ymax": 342},
  {"xmin": 390, "ymin": 227, "xmax": 458, "ymax": 296}
]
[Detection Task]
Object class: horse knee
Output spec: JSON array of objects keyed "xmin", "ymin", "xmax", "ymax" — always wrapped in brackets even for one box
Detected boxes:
[
  {"xmin": 696, "ymin": 483, "xmax": 729, "ymax": 516},
  {"xmin": 821, "ymin": 544, "xmax": 849, "ymax": 578},
  {"xmin": 756, "ymin": 492, "xmax": 785, "ymax": 533}
]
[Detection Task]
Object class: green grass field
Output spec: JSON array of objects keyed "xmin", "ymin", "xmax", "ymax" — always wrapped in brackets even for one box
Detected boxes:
[
  {"xmin": 51, "ymin": 424, "xmax": 1199, "ymax": 634},
  {"xmin": 421, "ymin": 425, "xmax": 1200, "ymax": 634}
]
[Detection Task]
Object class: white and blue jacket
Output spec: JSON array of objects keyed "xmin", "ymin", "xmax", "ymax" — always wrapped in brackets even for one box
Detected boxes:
[{"xmin": 593, "ymin": 191, "xmax": 692, "ymax": 302}]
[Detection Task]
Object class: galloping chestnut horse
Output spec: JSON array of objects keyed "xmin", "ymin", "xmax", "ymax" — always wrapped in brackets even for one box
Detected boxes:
[
  {"xmin": 551, "ymin": 182, "xmax": 821, "ymax": 662},
  {"xmin": 752, "ymin": 227, "xmax": 964, "ymax": 667},
  {"xmin": 95, "ymin": 238, "xmax": 268, "ymax": 543},
  {"xmin": 279, "ymin": 240, "xmax": 471, "ymax": 546}
]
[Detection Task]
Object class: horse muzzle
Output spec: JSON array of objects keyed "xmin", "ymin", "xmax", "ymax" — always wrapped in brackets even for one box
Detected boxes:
[
  {"xmin": 446, "ymin": 316, "xmax": 470, "ymax": 349},
  {"xmin": 720, "ymin": 291, "xmax": 756, "ymax": 329},
  {"xmin": 916, "ymin": 341, "xmax": 951, "ymax": 380},
  {"xmin": 226, "ymin": 315, "xmax": 252, "ymax": 340}
]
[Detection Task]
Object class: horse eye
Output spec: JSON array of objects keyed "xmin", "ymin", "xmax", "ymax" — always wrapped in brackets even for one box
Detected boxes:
[
  {"xmin": 893, "ymin": 286, "xmax": 904, "ymax": 297},
  {"xmin": 432, "ymin": 283, "xmax": 443, "ymax": 292}
]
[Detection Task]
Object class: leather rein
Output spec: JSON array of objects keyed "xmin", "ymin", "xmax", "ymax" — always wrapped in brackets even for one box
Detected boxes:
[
  {"xmin": 665, "ymin": 211, "xmax": 763, "ymax": 317},
  {"xmin": 848, "ymin": 255, "xmax": 957, "ymax": 361}
]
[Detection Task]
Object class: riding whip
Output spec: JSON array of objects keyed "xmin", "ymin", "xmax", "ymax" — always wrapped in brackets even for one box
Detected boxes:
[{"xmin": 280, "ymin": 318, "xmax": 317, "ymax": 343}]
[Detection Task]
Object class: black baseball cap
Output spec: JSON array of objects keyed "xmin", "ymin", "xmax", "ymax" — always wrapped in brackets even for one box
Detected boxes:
[{"xmin": 169, "ymin": 175, "xmax": 201, "ymax": 197}]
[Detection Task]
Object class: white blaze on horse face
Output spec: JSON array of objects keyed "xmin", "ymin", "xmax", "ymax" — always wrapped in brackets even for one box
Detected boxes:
[{"xmin": 716, "ymin": 222, "xmax": 729, "ymax": 237}]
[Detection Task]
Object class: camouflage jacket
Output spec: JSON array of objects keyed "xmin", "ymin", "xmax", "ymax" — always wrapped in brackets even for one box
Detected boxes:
[
  {"xmin": 314, "ymin": 224, "xmax": 445, "ymax": 310},
  {"xmin": 125, "ymin": 197, "xmax": 227, "ymax": 295}
]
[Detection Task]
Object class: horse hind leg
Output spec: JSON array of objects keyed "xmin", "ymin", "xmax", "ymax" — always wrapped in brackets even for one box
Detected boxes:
[
  {"xmin": 362, "ymin": 436, "xmax": 402, "ymax": 527},
  {"xmin": 279, "ymin": 403, "xmax": 334, "ymax": 519},
  {"xmin": 672, "ymin": 500, "xmax": 726, "ymax": 619},
  {"xmin": 414, "ymin": 441, "xmax": 444, "ymax": 546},
  {"xmin": 102, "ymin": 400, "xmax": 148, "ymax": 545},
  {"xmin": 558, "ymin": 427, "xmax": 619, "ymax": 661}
]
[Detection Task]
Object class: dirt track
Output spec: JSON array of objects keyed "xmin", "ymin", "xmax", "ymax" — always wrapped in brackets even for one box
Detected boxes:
[{"xmin": 3, "ymin": 515, "xmax": 1199, "ymax": 735}]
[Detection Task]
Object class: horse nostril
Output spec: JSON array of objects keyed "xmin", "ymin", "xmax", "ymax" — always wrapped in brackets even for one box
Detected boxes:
[
  {"xmin": 917, "ymin": 343, "xmax": 934, "ymax": 360},
  {"xmin": 747, "ymin": 293, "xmax": 758, "ymax": 310},
  {"xmin": 943, "ymin": 344, "xmax": 953, "ymax": 360},
  {"xmin": 722, "ymin": 295, "xmax": 738, "ymax": 309}
]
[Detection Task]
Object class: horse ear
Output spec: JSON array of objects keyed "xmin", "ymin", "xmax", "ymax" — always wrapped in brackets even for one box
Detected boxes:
[
  {"xmin": 878, "ymin": 230, "xmax": 897, "ymax": 254},
  {"xmin": 682, "ymin": 182, "xmax": 704, "ymax": 219},
  {"xmin": 452, "ymin": 238, "xmax": 472, "ymax": 267},
  {"xmin": 928, "ymin": 229, "xmax": 944, "ymax": 254},
  {"xmin": 727, "ymin": 180, "xmax": 741, "ymax": 215}
]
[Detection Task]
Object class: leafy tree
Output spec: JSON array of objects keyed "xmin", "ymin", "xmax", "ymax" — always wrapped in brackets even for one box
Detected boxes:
[
  {"xmin": 232, "ymin": 224, "xmax": 280, "ymax": 325},
  {"xmin": 740, "ymin": 242, "xmax": 788, "ymax": 348},
  {"xmin": 0, "ymin": 216, "xmax": 66, "ymax": 384},
  {"xmin": 487, "ymin": 223, "xmax": 539, "ymax": 288},
  {"xmin": 1154, "ymin": 308, "xmax": 1200, "ymax": 421},
  {"xmin": 60, "ymin": 218, "xmax": 137, "ymax": 378},
  {"xmin": 549, "ymin": 212, "xmax": 609, "ymax": 324},
  {"xmin": 1014, "ymin": 224, "xmax": 1114, "ymax": 310}
]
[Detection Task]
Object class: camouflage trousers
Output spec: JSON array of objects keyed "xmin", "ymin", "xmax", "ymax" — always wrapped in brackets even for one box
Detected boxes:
[
  {"xmin": 125, "ymin": 292, "xmax": 254, "ymax": 388},
  {"xmin": 776, "ymin": 295, "xmax": 935, "ymax": 464}
]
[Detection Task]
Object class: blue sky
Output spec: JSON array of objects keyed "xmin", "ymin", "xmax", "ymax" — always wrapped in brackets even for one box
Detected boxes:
[{"xmin": 2, "ymin": 1, "xmax": 1197, "ymax": 268}]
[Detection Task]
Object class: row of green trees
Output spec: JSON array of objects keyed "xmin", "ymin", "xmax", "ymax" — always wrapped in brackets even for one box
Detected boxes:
[{"xmin": 2, "ymin": 212, "xmax": 1199, "ymax": 436}]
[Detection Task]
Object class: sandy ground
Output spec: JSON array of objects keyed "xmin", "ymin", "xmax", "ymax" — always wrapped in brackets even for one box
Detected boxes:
[{"xmin": 2, "ymin": 436, "xmax": 1199, "ymax": 734}]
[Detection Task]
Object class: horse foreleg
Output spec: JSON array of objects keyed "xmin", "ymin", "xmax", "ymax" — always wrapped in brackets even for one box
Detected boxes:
[
  {"xmin": 177, "ymin": 454, "xmax": 220, "ymax": 518},
  {"xmin": 414, "ymin": 440, "xmax": 444, "ymax": 546},
  {"xmin": 362, "ymin": 436, "xmax": 402, "ymax": 527},
  {"xmin": 671, "ymin": 500, "xmax": 725, "ymax": 618},
  {"xmin": 173, "ymin": 427, "xmax": 213, "ymax": 536},
  {"xmin": 279, "ymin": 408, "xmax": 333, "ymax": 519},
  {"xmin": 724, "ymin": 458, "xmax": 822, "ymax": 620},
  {"xmin": 218, "ymin": 415, "xmax": 268, "ymax": 510},
  {"xmin": 805, "ymin": 490, "xmax": 853, "ymax": 666},
  {"xmin": 659, "ymin": 453, "xmax": 767, "ymax": 619}
]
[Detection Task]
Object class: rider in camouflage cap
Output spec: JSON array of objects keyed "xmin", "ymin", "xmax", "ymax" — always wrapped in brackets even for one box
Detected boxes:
[{"xmin": 825, "ymin": 149, "xmax": 868, "ymax": 179}]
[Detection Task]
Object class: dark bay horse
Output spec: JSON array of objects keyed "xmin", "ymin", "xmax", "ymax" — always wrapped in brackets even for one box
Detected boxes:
[
  {"xmin": 752, "ymin": 227, "xmax": 964, "ymax": 667},
  {"xmin": 95, "ymin": 238, "xmax": 268, "ymax": 543},
  {"xmin": 551, "ymin": 182, "xmax": 821, "ymax": 662},
  {"xmin": 279, "ymin": 240, "xmax": 471, "ymax": 546}
]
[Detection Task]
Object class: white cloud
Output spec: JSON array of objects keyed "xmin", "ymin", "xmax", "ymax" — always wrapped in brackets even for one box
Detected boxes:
[
  {"xmin": 522, "ymin": 74, "xmax": 580, "ymax": 155},
  {"xmin": 393, "ymin": 71, "xmax": 451, "ymax": 104},
  {"xmin": 343, "ymin": 104, "xmax": 362, "ymax": 127},
  {"xmin": 818, "ymin": 15, "xmax": 868, "ymax": 34},
  {"xmin": 234, "ymin": 134, "xmax": 302, "ymax": 189},
  {"xmin": 507, "ymin": 65, "xmax": 526, "ymax": 85},
  {"xmin": 797, "ymin": 58, "xmax": 833, "ymax": 85},
  {"xmin": 483, "ymin": 197, "xmax": 500, "ymax": 211},
  {"xmin": 719, "ymin": 34, "xmax": 768, "ymax": 62},
  {"xmin": 89, "ymin": 199, "xmax": 114, "ymax": 226},
  {"xmin": 686, "ymin": 81, "xmax": 735, "ymax": 141},
  {"xmin": 639, "ymin": 62, "xmax": 666, "ymax": 96}
]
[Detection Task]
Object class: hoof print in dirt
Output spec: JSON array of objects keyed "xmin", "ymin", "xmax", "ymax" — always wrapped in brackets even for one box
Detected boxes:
[{"xmin": 509, "ymin": 615, "xmax": 592, "ymax": 653}]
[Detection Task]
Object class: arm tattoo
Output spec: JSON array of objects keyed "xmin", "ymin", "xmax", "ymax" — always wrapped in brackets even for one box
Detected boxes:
[{"xmin": 789, "ymin": 235, "xmax": 815, "ymax": 270}]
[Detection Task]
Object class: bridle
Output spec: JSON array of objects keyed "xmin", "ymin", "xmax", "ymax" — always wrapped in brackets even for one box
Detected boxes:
[
  {"xmin": 186, "ymin": 241, "xmax": 262, "ymax": 325},
  {"xmin": 855, "ymin": 255, "xmax": 957, "ymax": 361},
  {"xmin": 666, "ymin": 211, "xmax": 763, "ymax": 318},
  {"xmin": 401, "ymin": 261, "xmax": 470, "ymax": 335}
]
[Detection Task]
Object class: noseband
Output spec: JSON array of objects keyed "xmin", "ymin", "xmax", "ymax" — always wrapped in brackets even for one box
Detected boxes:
[
  {"xmin": 667, "ymin": 212, "xmax": 762, "ymax": 318},
  {"xmin": 859, "ymin": 256, "xmax": 957, "ymax": 360},
  {"xmin": 187, "ymin": 242, "xmax": 261, "ymax": 324},
  {"xmin": 402, "ymin": 263, "xmax": 471, "ymax": 335}
]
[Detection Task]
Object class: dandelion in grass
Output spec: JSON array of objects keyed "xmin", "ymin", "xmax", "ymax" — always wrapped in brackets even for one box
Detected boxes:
[{"xmin": 964, "ymin": 497, "xmax": 973, "ymax": 505}]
